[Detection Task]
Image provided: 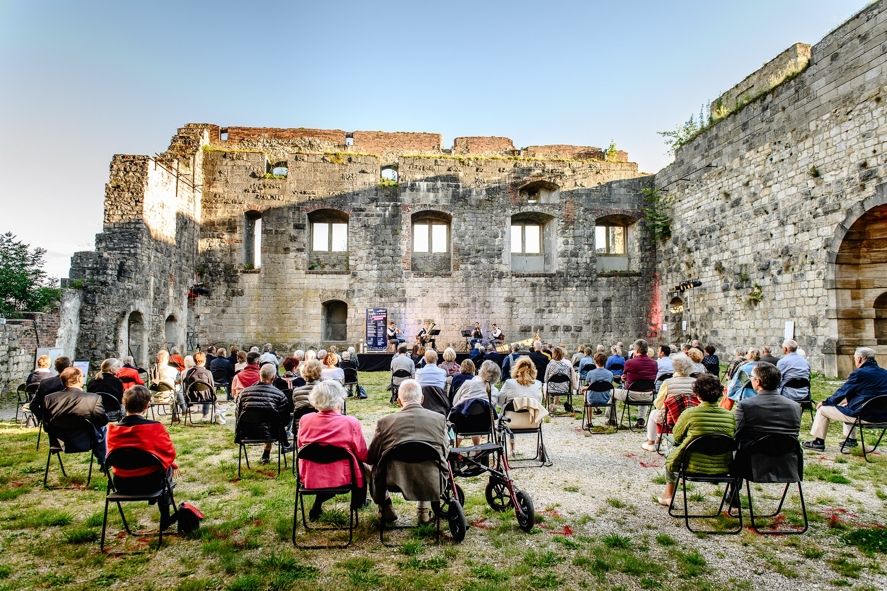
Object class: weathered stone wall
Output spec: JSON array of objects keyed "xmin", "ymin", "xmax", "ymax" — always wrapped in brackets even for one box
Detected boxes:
[
  {"xmin": 194, "ymin": 141, "xmax": 654, "ymax": 351},
  {"xmin": 655, "ymin": 1, "xmax": 886, "ymax": 376},
  {"xmin": 0, "ymin": 309, "xmax": 62, "ymax": 392}
]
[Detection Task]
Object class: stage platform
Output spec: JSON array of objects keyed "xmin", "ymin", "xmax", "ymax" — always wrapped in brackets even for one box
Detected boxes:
[{"xmin": 357, "ymin": 351, "xmax": 472, "ymax": 372}]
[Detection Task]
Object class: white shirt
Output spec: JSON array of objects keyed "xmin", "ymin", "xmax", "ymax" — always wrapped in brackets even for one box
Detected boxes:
[
  {"xmin": 416, "ymin": 364, "xmax": 447, "ymax": 389},
  {"xmin": 656, "ymin": 356, "xmax": 674, "ymax": 379}
]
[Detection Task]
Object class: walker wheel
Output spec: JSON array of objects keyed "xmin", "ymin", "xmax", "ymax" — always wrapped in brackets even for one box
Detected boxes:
[{"xmin": 485, "ymin": 477, "xmax": 512, "ymax": 512}]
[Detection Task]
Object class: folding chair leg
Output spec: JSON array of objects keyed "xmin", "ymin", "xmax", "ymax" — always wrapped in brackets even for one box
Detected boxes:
[
  {"xmin": 86, "ymin": 454, "xmax": 94, "ymax": 487},
  {"xmin": 100, "ymin": 499, "xmax": 110, "ymax": 551},
  {"xmin": 57, "ymin": 453, "xmax": 67, "ymax": 478},
  {"xmin": 238, "ymin": 445, "xmax": 243, "ymax": 479},
  {"xmin": 36, "ymin": 427, "xmax": 42, "ymax": 450},
  {"xmin": 277, "ymin": 445, "xmax": 282, "ymax": 476},
  {"xmin": 43, "ymin": 450, "xmax": 52, "ymax": 487},
  {"xmin": 117, "ymin": 501, "xmax": 133, "ymax": 534}
]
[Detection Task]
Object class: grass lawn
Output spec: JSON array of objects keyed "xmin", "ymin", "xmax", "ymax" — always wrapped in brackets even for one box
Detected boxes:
[{"xmin": 0, "ymin": 371, "xmax": 883, "ymax": 590}]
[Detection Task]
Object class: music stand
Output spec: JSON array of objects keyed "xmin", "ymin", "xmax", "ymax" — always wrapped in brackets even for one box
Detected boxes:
[{"xmin": 427, "ymin": 329, "xmax": 440, "ymax": 351}]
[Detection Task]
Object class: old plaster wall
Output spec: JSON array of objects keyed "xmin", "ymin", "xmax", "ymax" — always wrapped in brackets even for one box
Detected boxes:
[{"xmin": 655, "ymin": 1, "xmax": 886, "ymax": 375}]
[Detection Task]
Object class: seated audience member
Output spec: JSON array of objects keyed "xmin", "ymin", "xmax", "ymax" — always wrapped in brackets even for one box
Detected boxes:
[
  {"xmin": 237, "ymin": 364, "xmax": 292, "ymax": 464},
  {"xmin": 501, "ymin": 344, "xmax": 521, "ymax": 378},
  {"xmin": 528, "ymin": 340, "xmax": 550, "ymax": 378},
  {"xmin": 416, "ymin": 349, "xmax": 446, "ymax": 389},
  {"xmin": 87, "ymin": 358, "xmax": 125, "ymax": 402},
  {"xmin": 484, "ymin": 344, "xmax": 505, "ymax": 368},
  {"xmin": 390, "ymin": 345, "xmax": 416, "ymax": 388},
  {"xmin": 282, "ymin": 355, "xmax": 302, "ymax": 381},
  {"xmin": 297, "ymin": 381, "xmax": 368, "ymax": 520},
  {"xmin": 725, "ymin": 347, "xmax": 747, "ymax": 381},
  {"xmin": 702, "ymin": 345, "xmax": 720, "ymax": 376},
  {"xmin": 582, "ymin": 353, "xmax": 615, "ymax": 415},
  {"xmin": 291, "ymin": 360, "xmax": 322, "ymax": 425},
  {"xmin": 44, "ymin": 366, "xmax": 109, "ymax": 467},
  {"xmin": 117, "ymin": 356, "xmax": 144, "ymax": 387},
  {"xmin": 469, "ymin": 343, "xmax": 485, "ymax": 364},
  {"xmin": 106, "ymin": 385, "xmax": 179, "ymax": 529},
  {"xmin": 152, "ymin": 350, "xmax": 179, "ymax": 391},
  {"xmin": 27, "ymin": 354, "xmax": 53, "ymax": 385},
  {"xmin": 497, "ymin": 357, "xmax": 543, "ymax": 408},
  {"xmin": 411, "ymin": 345, "xmax": 425, "ymax": 367},
  {"xmin": 658, "ymin": 374, "xmax": 735, "ymax": 506},
  {"xmin": 228, "ymin": 345, "xmax": 240, "ymax": 366},
  {"xmin": 804, "ymin": 347, "xmax": 887, "ymax": 451},
  {"xmin": 654, "ymin": 344, "xmax": 674, "ymax": 387},
  {"xmin": 610, "ymin": 339, "xmax": 658, "ymax": 427},
  {"xmin": 304, "ymin": 348, "xmax": 317, "ymax": 362},
  {"xmin": 543, "ymin": 346, "xmax": 577, "ymax": 411},
  {"xmin": 234, "ymin": 350, "xmax": 248, "ymax": 373},
  {"xmin": 776, "ymin": 339, "xmax": 811, "ymax": 402},
  {"xmin": 258, "ymin": 343, "xmax": 279, "ymax": 368},
  {"xmin": 339, "ymin": 350, "xmax": 358, "ymax": 372},
  {"xmin": 232, "ymin": 351, "xmax": 261, "ymax": 397},
  {"xmin": 31, "ymin": 356, "xmax": 72, "ymax": 422},
  {"xmin": 759, "ymin": 345, "xmax": 780, "ymax": 366},
  {"xmin": 169, "ymin": 348, "xmax": 186, "ymax": 372},
  {"xmin": 183, "ymin": 351, "xmax": 223, "ymax": 423},
  {"xmin": 210, "ymin": 348, "xmax": 235, "ymax": 386},
  {"xmin": 577, "ymin": 346, "xmax": 596, "ymax": 381},
  {"xmin": 320, "ymin": 351, "xmax": 345, "ymax": 384},
  {"xmin": 687, "ymin": 347, "xmax": 707, "ymax": 376},
  {"xmin": 724, "ymin": 348, "xmax": 761, "ymax": 410},
  {"xmin": 452, "ymin": 359, "xmax": 502, "ymax": 408},
  {"xmin": 449, "ymin": 359, "xmax": 476, "ymax": 400},
  {"xmin": 642, "ymin": 353, "xmax": 698, "ymax": 451},
  {"xmin": 734, "ymin": 361, "xmax": 801, "ymax": 458},
  {"xmin": 205, "ymin": 345, "xmax": 216, "ymax": 367},
  {"xmin": 367, "ymin": 379, "xmax": 448, "ymax": 524},
  {"xmin": 438, "ymin": 347, "xmax": 460, "ymax": 377},
  {"xmin": 605, "ymin": 345, "xmax": 626, "ymax": 379}
]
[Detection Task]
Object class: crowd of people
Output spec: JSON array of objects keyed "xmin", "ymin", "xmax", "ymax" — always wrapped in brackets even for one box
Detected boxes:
[{"xmin": 17, "ymin": 335, "xmax": 887, "ymax": 531}]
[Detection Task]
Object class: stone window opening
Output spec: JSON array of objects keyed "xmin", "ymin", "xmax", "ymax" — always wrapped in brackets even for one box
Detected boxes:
[
  {"xmin": 411, "ymin": 211, "xmax": 452, "ymax": 273},
  {"xmin": 509, "ymin": 212, "xmax": 555, "ymax": 273},
  {"xmin": 220, "ymin": 128, "xmax": 229, "ymax": 141},
  {"xmin": 595, "ymin": 225, "xmax": 626, "ymax": 255},
  {"xmin": 164, "ymin": 314, "xmax": 178, "ymax": 350},
  {"xmin": 518, "ymin": 180, "xmax": 560, "ymax": 204},
  {"xmin": 308, "ymin": 209, "xmax": 349, "ymax": 272},
  {"xmin": 594, "ymin": 214, "xmax": 636, "ymax": 273},
  {"xmin": 381, "ymin": 166, "xmax": 398, "ymax": 184},
  {"xmin": 322, "ymin": 300, "xmax": 348, "ymax": 342},
  {"xmin": 244, "ymin": 211, "xmax": 262, "ymax": 270},
  {"xmin": 267, "ymin": 160, "xmax": 288, "ymax": 178},
  {"xmin": 345, "ymin": 134, "xmax": 354, "ymax": 147},
  {"xmin": 121, "ymin": 310, "xmax": 146, "ymax": 367}
]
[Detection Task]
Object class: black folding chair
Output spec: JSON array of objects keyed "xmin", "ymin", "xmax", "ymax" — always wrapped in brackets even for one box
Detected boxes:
[
  {"xmin": 343, "ymin": 366, "xmax": 359, "ymax": 397},
  {"xmin": 235, "ymin": 408, "xmax": 290, "ymax": 477},
  {"xmin": 99, "ymin": 393, "xmax": 124, "ymax": 422},
  {"xmin": 17, "ymin": 382, "xmax": 40, "ymax": 426},
  {"xmin": 43, "ymin": 416, "xmax": 99, "ymax": 488},
  {"xmin": 292, "ymin": 443, "xmax": 360, "ymax": 549},
  {"xmin": 183, "ymin": 382, "xmax": 216, "ymax": 425},
  {"xmin": 618, "ymin": 379, "xmax": 655, "ymax": 432},
  {"xmin": 390, "ymin": 369, "xmax": 412, "ymax": 403},
  {"xmin": 668, "ymin": 434, "xmax": 742, "ymax": 534},
  {"xmin": 500, "ymin": 399, "xmax": 551, "ymax": 468},
  {"xmin": 782, "ymin": 378, "xmax": 814, "ymax": 422},
  {"xmin": 100, "ymin": 448, "xmax": 177, "ymax": 551},
  {"xmin": 449, "ymin": 398, "xmax": 496, "ymax": 444},
  {"xmin": 840, "ymin": 395, "xmax": 887, "ymax": 462},
  {"xmin": 544, "ymin": 372, "xmax": 574, "ymax": 412},
  {"xmin": 148, "ymin": 383, "xmax": 178, "ymax": 422},
  {"xmin": 735, "ymin": 434, "xmax": 807, "ymax": 535},
  {"xmin": 583, "ymin": 380, "xmax": 615, "ymax": 432},
  {"xmin": 609, "ymin": 363, "xmax": 624, "ymax": 384},
  {"xmin": 376, "ymin": 441, "xmax": 464, "ymax": 545}
]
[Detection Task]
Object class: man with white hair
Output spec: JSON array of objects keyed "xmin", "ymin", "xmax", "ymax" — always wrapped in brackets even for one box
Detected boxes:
[
  {"xmin": 776, "ymin": 339, "xmax": 811, "ymax": 402},
  {"xmin": 236, "ymin": 363, "xmax": 292, "ymax": 464},
  {"xmin": 416, "ymin": 349, "xmax": 446, "ymax": 389},
  {"xmin": 367, "ymin": 379, "xmax": 448, "ymax": 524},
  {"xmin": 258, "ymin": 343, "xmax": 279, "ymax": 368},
  {"xmin": 804, "ymin": 347, "xmax": 887, "ymax": 451}
]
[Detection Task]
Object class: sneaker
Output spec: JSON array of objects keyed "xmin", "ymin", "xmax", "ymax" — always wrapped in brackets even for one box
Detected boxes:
[
  {"xmin": 357, "ymin": 392, "xmax": 368, "ymax": 400},
  {"xmin": 214, "ymin": 414, "xmax": 227, "ymax": 425},
  {"xmin": 840, "ymin": 438, "xmax": 858, "ymax": 450},
  {"xmin": 802, "ymin": 439, "xmax": 825, "ymax": 451},
  {"xmin": 635, "ymin": 418, "xmax": 645, "ymax": 429},
  {"xmin": 641, "ymin": 441, "xmax": 657, "ymax": 452}
]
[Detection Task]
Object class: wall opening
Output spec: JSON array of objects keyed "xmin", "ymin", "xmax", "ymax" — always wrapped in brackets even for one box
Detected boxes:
[
  {"xmin": 322, "ymin": 300, "xmax": 348, "ymax": 342},
  {"xmin": 268, "ymin": 161, "xmax": 288, "ymax": 178},
  {"xmin": 244, "ymin": 210, "xmax": 262, "ymax": 269},
  {"xmin": 220, "ymin": 128, "xmax": 229, "ymax": 141},
  {"xmin": 518, "ymin": 180, "xmax": 560, "ymax": 204},
  {"xmin": 308, "ymin": 209, "xmax": 349, "ymax": 271},
  {"xmin": 411, "ymin": 211, "xmax": 451, "ymax": 273},
  {"xmin": 381, "ymin": 166, "xmax": 398, "ymax": 183},
  {"xmin": 668, "ymin": 296, "xmax": 685, "ymax": 343},
  {"xmin": 595, "ymin": 214, "xmax": 636, "ymax": 272},
  {"xmin": 126, "ymin": 311, "xmax": 145, "ymax": 366},
  {"xmin": 164, "ymin": 315, "xmax": 178, "ymax": 350},
  {"xmin": 509, "ymin": 212, "xmax": 555, "ymax": 273}
]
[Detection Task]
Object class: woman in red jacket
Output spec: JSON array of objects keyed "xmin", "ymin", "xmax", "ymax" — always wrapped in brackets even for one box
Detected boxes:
[{"xmin": 106, "ymin": 385, "xmax": 179, "ymax": 530}]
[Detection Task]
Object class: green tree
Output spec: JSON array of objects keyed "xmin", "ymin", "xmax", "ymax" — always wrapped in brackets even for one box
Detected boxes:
[{"xmin": 0, "ymin": 232, "xmax": 62, "ymax": 318}]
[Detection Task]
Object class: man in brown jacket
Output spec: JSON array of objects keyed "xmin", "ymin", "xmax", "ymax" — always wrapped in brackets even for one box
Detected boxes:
[{"xmin": 367, "ymin": 379, "xmax": 449, "ymax": 524}]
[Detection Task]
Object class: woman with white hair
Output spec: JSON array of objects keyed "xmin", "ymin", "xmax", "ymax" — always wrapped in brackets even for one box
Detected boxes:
[
  {"xmin": 86, "ymin": 357, "xmax": 125, "ymax": 402},
  {"xmin": 450, "ymin": 360, "xmax": 502, "ymax": 445},
  {"xmin": 641, "ymin": 353, "xmax": 697, "ymax": 451},
  {"xmin": 438, "ymin": 347, "xmax": 460, "ymax": 377},
  {"xmin": 296, "ymin": 381, "xmax": 368, "ymax": 520}
]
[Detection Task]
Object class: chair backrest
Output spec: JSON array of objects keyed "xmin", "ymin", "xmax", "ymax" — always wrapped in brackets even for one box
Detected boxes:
[
  {"xmin": 98, "ymin": 392, "xmax": 122, "ymax": 417},
  {"xmin": 343, "ymin": 366, "xmax": 359, "ymax": 384},
  {"xmin": 26, "ymin": 382, "xmax": 40, "ymax": 395},
  {"xmin": 152, "ymin": 382, "xmax": 174, "ymax": 393},
  {"xmin": 45, "ymin": 416, "xmax": 97, "ymax": 453},
  {"xmin": 105, "ymin": 447, "xmax": 166, "ymax": 486},
  {"xmin": 379, "ymin": 440, "xmax": 443, "ymax": 466},
  {"xmin": 658, "ymin": 373, "xmax": 673, "ymax": 382},
  {"xmin": 625, "ymin": 379, "xmax": 655, "ymax": 393},
  {"xmin": 186, "ymin": 381, "xmax": 215, "ymax": 402},
  {"xmin": 235, "ymin": 407, "xmax": 282, "ymax": 442},
  {"xmin": 738, "ymin": 433, "xmax": 803, "ymax": 483},
  {"xmin": 663, "ymin": 393, "xmax": 698, "ymax": 428},
  {"xmin": 782, "ymin": 377, "xmax": 811, "ymax": 389},
  {"xmin": 421, "ymin": 385, "xmax": 450, "ymax": 416},
  {"xmin": 609, "ymin": 363, "xmax": 624, "ymax": 372},
  {"xmin": 588, "ymin": 380, "xmax": 614, "ymax": 393},
  {"xmin": 392, "ymin": 368, "xmax": 412, "ymax": 380},
  {"xmin": 546, "ymin": 372, "xmax": 571, "ymax": 385},
  {"xmin": 17, "ymin": 383, "xmax": 27, "ymax": 393},
  {"xmin": 859, "ymin": 394, "xmax": 887, "ymax": 421},
  {"xmin": 679, "ymin": 434, "xmax": 736, "ymax": 471},
  {"xmin": 450, "ymin": 398, "xmax": 494, "ymax": 435}
]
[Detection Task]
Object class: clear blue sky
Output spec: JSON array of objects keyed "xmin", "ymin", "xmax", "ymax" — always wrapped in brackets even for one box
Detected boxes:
[{"xmin": 0, "ymin": 0, "xmax": 869, "ymax": 278}]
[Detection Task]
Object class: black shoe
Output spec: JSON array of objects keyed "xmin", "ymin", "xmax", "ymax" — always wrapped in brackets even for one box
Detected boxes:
[
  {"xmin": 259, "ymin": 453, "xmax": 271, "ymax": 465},
  {"xmin": 308, "ymin": 502, "xmax": 323, "ymax": 522},
  {"xmin": 159, "ymin": 512, "xmax": 178, "ymax": 531},
  {"xmin": 635, "ymin": 418, "xmax": 645, "ymax": 429},
  {"xmin": 840, "ymin": 438, "xmax": 858, "ymax": 450},
  {"xmin": 606, "ymin": 419, "xmax": 618, "ymax": 427},
  {"xmin": 358, "ymin": 392, "xmax": 368, "ymax": 400},
  {"xmin": 802, "ymin": 439, "xmax": 825, "ymax": 451}
]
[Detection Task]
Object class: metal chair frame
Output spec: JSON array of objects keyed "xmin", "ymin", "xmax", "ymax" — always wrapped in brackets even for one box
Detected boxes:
[
  {"xmin": 582, "ymin": 380, "xmax": 616, "ymax": 432},
  {"xmin": 147, "ymin": 382, "xmax": 178, "ymax": 423},
  {"xmin": 839, "ymin": 395, "xmax": 887, "ymax": 462},
  {"xmin": 235, "ymin": 409, "xmax": 290, "ymax": 478},
  {"xmin": 292, "ymin": 443, "xmax": 360, "ymax": 549},
  {"xmin": 618, "ymin": 379, "xmax": 656, "ymax": 432},
  {"xmin": 782, "ymin": 377, "xmax": 814, "ymax": 422},
  {"xmin": 544, "ymin": 372, "xmax": 574, "ymax": 412},
  {"xmin": 667, "ymin": 434, "xmax": 742, "ymax": 534},
  {"xmin": 183, "ymin": 382, "xmax": 216, "ymax": 425},
  {"xmin": 499, "ymin": 400, "xmax": 551, "ymax": 468},
  {"xmin": 43, "ymin": 417, "xmax": 98, "ymax": 488},
  {"xmin": 390, "ymin": 369, "xmax": 412, "ymax": 403}
]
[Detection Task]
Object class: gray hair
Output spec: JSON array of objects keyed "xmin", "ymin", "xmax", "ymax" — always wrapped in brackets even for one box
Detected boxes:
[
  {"xmin": 762, "ymin": 345, "xmax": 772, "ymax": 355},
  {"xmin": 294, "ymin": 349, "xmax": 304, "ymax": 360},
  {"xmin": 341, "ymin": 351, "xmax": 351, "ymax": 361},
  {"xmin": 782, "ymin": 339, "xmax": 798, "ymax": 352},
  {"xmin": 633, "ymin": 339, "xmax": 648, "ymax": 355},
  {"xmin": 305, "ymin": 349, "xmax": 317, "ymax": 361},
  {"xmin": 317, "ymin": 349, "xmax": 327, "ymax": 361},
  {"xmin": 478, "ymin": 360, "xmax": 501, "ymax": 384},
  {"xmin": 671, "ymin": 353, "xmax": 693, "ymax": 377},
  {"xmin": 308, "ymin": 380, "xmax": 347, "ymax": 411},
  {"xmin": 125, "ymin": 356, "xmax": 134, "ymax": 365},
  {"xmin": 425, "ymin": 349, "xmax": 438, "ymax": 364},
  {"xmin": 263, "ymin": 343, "xmax": 273, "ymax": 352},
  {"xmin": 533, "ymin": 340, "xmax": 542, "ymax": 351},
  {"xmin": 855, "ymin": 347, "xmax": 876, "ymax": 362},
  {"xmin": 347, "ymin": 346, "xmax": 356, "ymax": 354},
  {"xmin": 100, "ymin": 358, "xmax": 122, "ymax": 374},
  {"xmin": 249, "ymin": 346, "xmax": 260, "ymax": 353},
  {"xmin": 397, "ymin": 379, "xmax": 423, "ymax": 405},
  {"xmin": 259, "ymin": 363, "xmax": 277, "ymax": 382}
]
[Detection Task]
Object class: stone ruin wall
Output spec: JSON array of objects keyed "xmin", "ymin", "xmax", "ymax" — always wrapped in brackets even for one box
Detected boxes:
[
  {"xmin": 0, "ymin": 310, "xmax": 62, "ymax": 392},
  {"xmin": 655, "ymin": 1, "xmax": 886, "ymax": 376},
  {"xmin": 195, "ymin": 130, "xmax": 653, "ymax": 353}
]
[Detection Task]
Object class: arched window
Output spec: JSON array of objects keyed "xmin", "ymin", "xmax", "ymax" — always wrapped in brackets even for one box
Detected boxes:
[
  {"xmin": 308, "ymin": 209, "xmax": 349, "ymax": 272},
  {"xmin": 124, "ymin": 311, "xmax": 146, "ymax": 366},
  {"xmin": 518, "ymin": 180, "xmax": 559, "ymax": 204},
  {"xmin": 322, "ymin": 300, "xmax": 348, "ymax": 341},
  {"xmin": 381, "ymin": 166, "xmax": 398, "ymax": 183},
  {"xmin": 244, "ymin": 210, "xmax": 262, "ymax": 269},
  {"xmin": 164, "ymin": 315, "xmax": 178, "ymax": 349},
  {"xmin": 509, "ymin": 212, "xmax": 555, "ymax": 273},
  {"xmin": 411, "ymin": 211, "xmax": 451, "ymax": 274}
]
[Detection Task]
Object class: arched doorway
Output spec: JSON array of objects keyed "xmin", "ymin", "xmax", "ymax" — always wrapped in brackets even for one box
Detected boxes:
[
  {"xmin": 667, "ymin": 296, "xmax": 685, "ymax": 343},
  {"xmin": 833, "ymin": 203, "xmax": 887, "ymax": 375},
  {"xmin": 322, "ymin": 300, "xmax": 348, "ymax": 342},
  {"xmin": 127, "ymin": 311, "xmax": 146, "ymax": 366},
  {"xmin": 164, "ymin": 315, "xmax": 178, "ymax": 350}
]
